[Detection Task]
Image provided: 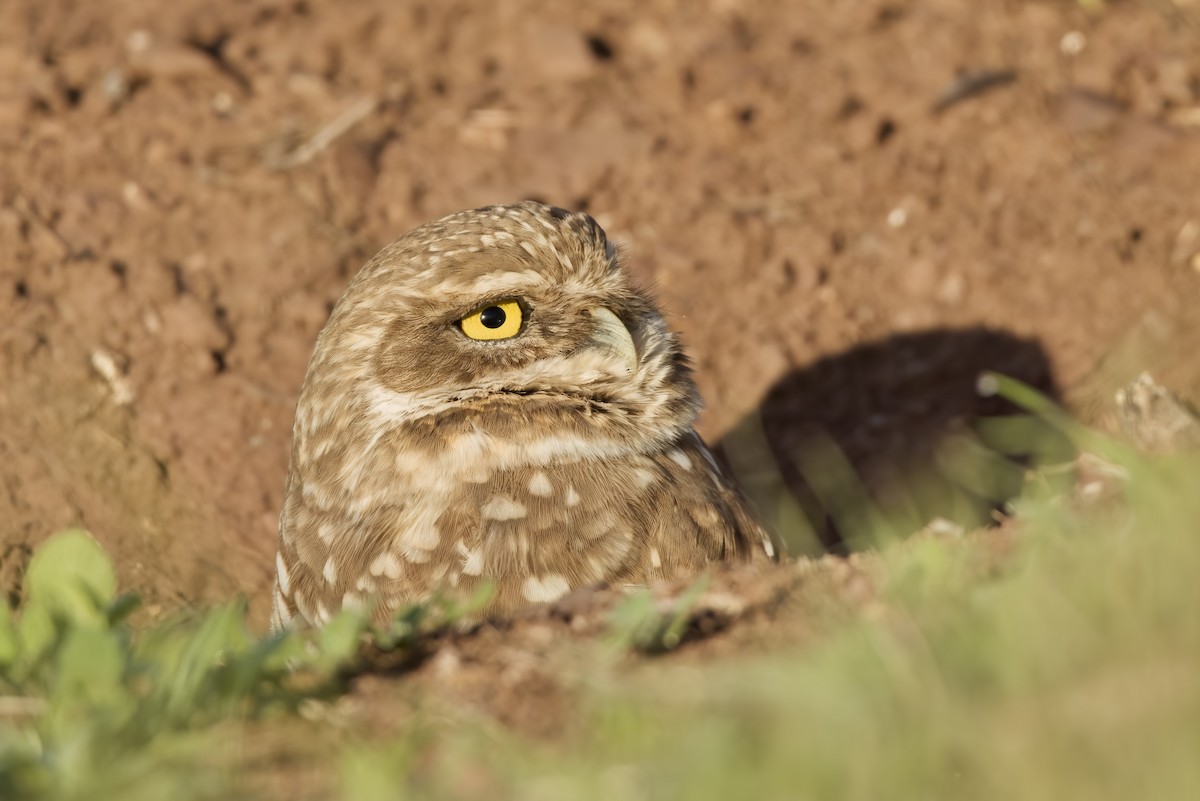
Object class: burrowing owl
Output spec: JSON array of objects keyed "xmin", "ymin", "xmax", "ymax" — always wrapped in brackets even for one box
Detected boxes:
[{"xmin": 271, "ymin": 202, "xmax": 779, "ymax": 630}]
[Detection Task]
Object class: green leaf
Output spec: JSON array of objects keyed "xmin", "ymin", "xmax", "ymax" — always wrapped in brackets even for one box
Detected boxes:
[
  {"xmin": 53, "ymin": 626, "xmax": 126, "ymax": 706},
  {"xmin": 15, "ymin": 603, "xmax": 55, "ymax": 674},
  {"xmin": 24, "ymin": 529, "xmax": 118, "ymax": 627},
  {"xmin": 607, "ymin": 590, "xmax": 657, "ymax": 650}
]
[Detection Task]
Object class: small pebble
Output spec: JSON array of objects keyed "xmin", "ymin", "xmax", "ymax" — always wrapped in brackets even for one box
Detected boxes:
[{"xmin": 1060, "ymin": 31, "xmax": 1086, "ymax": 57}]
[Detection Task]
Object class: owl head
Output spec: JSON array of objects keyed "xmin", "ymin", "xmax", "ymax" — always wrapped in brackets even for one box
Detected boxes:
[{"xmin": 292, "ymin": 202, "xmax": 702, "ymax": 468}]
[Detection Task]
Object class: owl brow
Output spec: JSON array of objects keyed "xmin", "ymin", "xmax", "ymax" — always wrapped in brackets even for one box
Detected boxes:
[{"xmin": 427, "ymin": 268, "xmax": 549, "ymax": 297}]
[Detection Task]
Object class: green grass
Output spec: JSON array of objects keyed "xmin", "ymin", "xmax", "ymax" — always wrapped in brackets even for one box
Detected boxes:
[
  {"xmin": 3, "ymin": 388, "xmax": 1200, "ymax": 800},
  {"xmin": 0, "ymin": 530, "xmax": 370, "ymax": 800}
]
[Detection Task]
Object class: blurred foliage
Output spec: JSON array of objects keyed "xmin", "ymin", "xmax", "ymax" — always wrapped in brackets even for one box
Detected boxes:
[
  {"xmin": 0, "ymin": 530, "xmax": 368, "ymax": 801},
  {"xmin": 608, "ymin": 576, "xmax": 710, "ymax": 653}
]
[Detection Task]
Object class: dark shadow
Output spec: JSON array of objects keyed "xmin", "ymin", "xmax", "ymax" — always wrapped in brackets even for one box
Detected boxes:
[{"xmin": 717, "ymin": 327, "xmax": 1068, "ymax": 555}]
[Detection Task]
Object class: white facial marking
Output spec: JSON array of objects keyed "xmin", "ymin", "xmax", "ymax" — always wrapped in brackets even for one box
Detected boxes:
[
  {"xmin": 528, "ymin": 471, "xmax": 553, "ymax": 497},
  {"xmin": 499, "ymin": 349, "xmax": 633, "ymax": 390},
  {"xmin": 275, "ymin": 553, "xmax": 291, "ymax": 595},
  {"xmin": 668, "ymin": 448, "xmax": 692, "ymax": 471},
  {"xmin": 366, "ymin": 383, "xmax": 650, "ymax": 469},
  {"xmin": 522, "ymin": 574, "xmax": 571, "ymax": 603},
  {"xmin": 428, "ymin": 268, "xmax": 548, "ymax": 298},
  {"xmin": 369, "ymin": 551, "xmax": 403, "ymax": 579},
  {"xmin": 482, "ymin": 495, "xmax": 527, "ymax": 520}
]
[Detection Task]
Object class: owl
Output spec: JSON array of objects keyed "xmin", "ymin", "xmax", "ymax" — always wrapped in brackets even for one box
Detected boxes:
[{"xmin": 271, "ymin": 202, "xmax": 779, "ymax": 631}]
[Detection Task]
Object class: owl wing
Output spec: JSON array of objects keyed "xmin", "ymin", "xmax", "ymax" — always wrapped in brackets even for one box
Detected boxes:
[{"xmin": 639, "ymin": 430, "xmax": 780, "ymax": 578}]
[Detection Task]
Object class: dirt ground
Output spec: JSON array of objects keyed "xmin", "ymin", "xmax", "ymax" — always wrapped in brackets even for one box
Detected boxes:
[{"xmin": 2, "ymin": 0, "xmax": 1200, "ymax": 739}]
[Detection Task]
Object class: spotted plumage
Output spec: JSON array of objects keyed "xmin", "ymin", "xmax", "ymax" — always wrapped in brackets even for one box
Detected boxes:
[{"xmin": 271, "ymin": 202, "xmax": 779, "ymax": 630}]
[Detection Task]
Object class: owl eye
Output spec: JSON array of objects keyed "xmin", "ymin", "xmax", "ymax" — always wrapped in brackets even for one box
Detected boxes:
[{"xmin": 460, "ymin": 300, "xmax": 524, "ymax": 341}]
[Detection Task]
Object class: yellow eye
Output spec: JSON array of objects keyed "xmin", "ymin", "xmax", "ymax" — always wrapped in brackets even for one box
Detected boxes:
[{"xmin": 460, "ymin": 300, "xmax": 524, "ymax": 341}]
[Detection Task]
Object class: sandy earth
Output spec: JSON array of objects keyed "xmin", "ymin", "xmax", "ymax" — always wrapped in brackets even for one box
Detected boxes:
[{"xmin": 2, "ymin": 0, "xmax": 1199, "ymax": 742}]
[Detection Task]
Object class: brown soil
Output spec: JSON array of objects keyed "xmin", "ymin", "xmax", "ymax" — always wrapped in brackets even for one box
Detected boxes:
[{"xmin": 2, "ymin": 0, "xmax": 1199, "ymax": 743}]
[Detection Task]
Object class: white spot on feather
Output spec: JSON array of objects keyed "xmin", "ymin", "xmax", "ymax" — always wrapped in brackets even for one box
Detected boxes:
[
  {"xmin": 400, "ymin": 516, "xmax": 440, "ymax": 551},
  {"xmin": 667, "ymin": 448, "xmax": 692, "ymax": 471},
  {"xmin": 322, "ymin": 557, "xmax": 338, "ymax": 584},
  {"xmin": 271, "ymin": 587, "xmax": 291, "ymax": 627},
  {"xmin": 369, "ymin": 551, "xmax": 403, "ymax": 579},
  {"xmin": 456, "ymin": 540, "xmax": 484, "ymax": 576},
  {"xmin": 566, "ymin": 485, "xmax": 581, "ymax": 507},
  {"xmin": 690, "ymin": 505, "xmax": 720, "ymax": 527},
  {"xmin": 401, "ymin": 547, "xmax": 431, "ymax": 564},
  {"xmin": 301, "ymin": 482, "xmax": 334, "ymax": 511},
  {"xmin": 482, "ymin": 496, "xmax": 527, "ymax": 520},
  {"xmin": 275, "ymin": 553, "xmax": 291, "ymax": 595},
  {"xmin": 522, "ymin": 574, "xmax": 571, "ymax": 603},
  {"xmin": 528, "ymin": 471, "xmax": 553, "ymax": 497},
  {"xmin": 633, "ymin": 468, "xmax": 657, "ymax": 489},
  {"xmin": 649, "ymin": 547, "xmax": 662, "ymax": 568},
  {"xmin": 292, "ymin": 589, "xmax": 310, "ymax": 621}
]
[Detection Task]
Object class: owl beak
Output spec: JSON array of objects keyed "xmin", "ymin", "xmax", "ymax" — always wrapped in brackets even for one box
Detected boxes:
[{"xmin": 588, "ymin": 307, "xmax": 640, "ymax": 375}]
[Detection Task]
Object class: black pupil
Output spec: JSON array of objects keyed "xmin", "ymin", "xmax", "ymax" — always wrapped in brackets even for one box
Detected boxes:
[{"xmin": 479, "ymin": 305, "xmax": 507, "ymax": 329}]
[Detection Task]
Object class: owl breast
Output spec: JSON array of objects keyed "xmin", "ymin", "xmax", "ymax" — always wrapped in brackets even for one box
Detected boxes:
[{"xmin": 271, "ymin": 427, "xmax": 774, "ymax": 629}]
